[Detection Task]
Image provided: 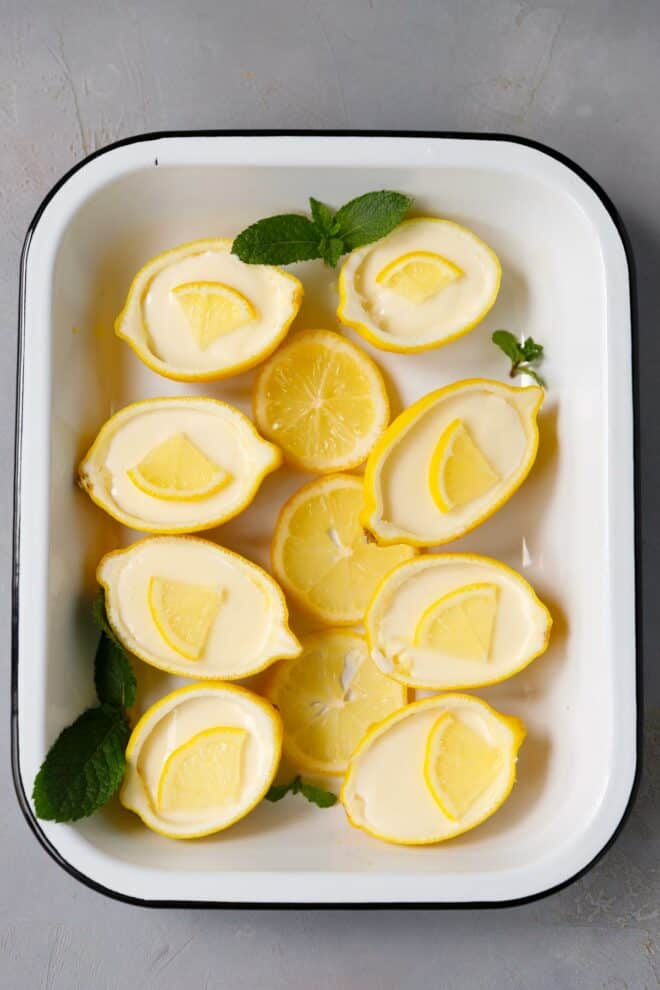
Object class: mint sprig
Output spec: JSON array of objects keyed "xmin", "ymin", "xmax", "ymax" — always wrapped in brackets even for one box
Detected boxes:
[
  {"xmin": 265, "ymin": 775, "xmax": 338, "ymax": 808},
  {"xmin": 232, "ymin": 190, "xmax": 413, "ymax": 268},
  {"xmin": 33, "ymin": 591, "xmax": 136, "ymax": 822},
  {"xmin": 492, "ymin": 330, "xmax": 546, "ymax": 387}
]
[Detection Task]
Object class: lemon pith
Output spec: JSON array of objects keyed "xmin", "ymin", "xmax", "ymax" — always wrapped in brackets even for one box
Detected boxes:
[
  {"xmin": 127, "ymin": 433, "xmax": 231, "ymax": 501},
  {"xmin": 423, "ymin": 712, "xmax": 504, "ymax": 820},
  {"xmin": 376, "ymin": 251, "xmax": 463, "ymax": 303},
  {"xmin": 172, "ymin": 281, "xmax": 257, "ymax": 348},
  {"xmin": 157, "ymin": 726, "xmax": 247, "ymax": 812},
  {"xmin": 271, "ymin": 474, "xmax": 416, "ymax": 625},
  {"xmin": 266, "ymin": 630, "xmax": 407, "ymax": 775},
  {"xmin": 253, "ymin": 329, "xmax": 390, "ymax": 472},
  {"xmin": 148, "ymin": 577, "xmax": 223, "ymax": 661},
  {"xmin": 414, "ymin": 582, "xmax": 499, "ymax": 661},
  {"xmin": 428, "ymin": 419, "xmax": 500, "ymax": 512}
]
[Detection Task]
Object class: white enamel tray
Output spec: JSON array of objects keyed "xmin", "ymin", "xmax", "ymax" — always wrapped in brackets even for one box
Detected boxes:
[{"xmin": 12, "ymin": 132, "xmax": 639, "ymax": 906}]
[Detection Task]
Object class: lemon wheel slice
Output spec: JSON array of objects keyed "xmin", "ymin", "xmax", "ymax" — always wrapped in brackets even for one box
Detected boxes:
[
  {"xmin": 127, "ymin": 433, "xmax": 231, "ymax": 501},
  {"xmin": 376, "ymin": 251, "xmax": 463, "ymax": 303},
  {"xmin": 158, "ymin": 726, "xmax": 248, "ymax": 813},
  {"xmin": 266, "ymin": 630, "xmax": 406, "ymax": 775},
  {"xmin": 414, "ymin": 582, "xmax": 498, "ymax": 661},
  {"xmin": 253, "ymin": 329, "xmax": 389, "ymax": 472},
  {"xmin": 429, "ymin": 419, "xmax": 499, "ymax": 512},
  {"xmin": 148, "ymin": 577, "xmax": 223, "ymax": 661},
  {"xmin": 172, "ymin": 281, "xmax": 256, "ymax": 349},
  {"xmin": 424, "ymin": 712, "xmax": 504, "ymax": 821},
  {"xmin": 272, "ymin": 475, "xmax": 416, "ymax": 625}
]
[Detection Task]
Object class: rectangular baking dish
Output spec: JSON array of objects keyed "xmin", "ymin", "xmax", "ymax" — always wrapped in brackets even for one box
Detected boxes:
[{"xmin": 12, "ymin": 132, "xmax": 639, "ymax": 906}]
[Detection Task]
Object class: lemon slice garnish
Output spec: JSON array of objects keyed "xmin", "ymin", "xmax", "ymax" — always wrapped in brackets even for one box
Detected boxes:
[
  {"xmin": 414, "ymin": 582, "xmax": 498, "ymax": 661},
  {"xmin": 172, "ymin": 281, "xmax": 257, "ymax": 349},
  {"xmin": 267, "ymin": 630, "xmax": 406, "ymax": 775},
  {"xmin": 253, "ymin": 329, "xmax": 389, "ymax": 472},
  {"xmin": 424, "ymin": 712, "xmax": 504, "ymax": 821},
  {"xmin": 429, "ymin": 419, "xmax": 500, "ymax": 512},
  {"xmin": 157, "ymin": 726, "xmax": 247, "ymax": 813},
  {"xmin": 148, "ymin": 576, "xmax": 223, "ymax": 661},
  {"xmin": 376, "ymin": 251, "xmax": 463, "ymax": 303},
  {"xmin": 272, "ymin": 475, "xmax": 415, "ymax": 625},
  {"xmin": 127, "ymin": 433, "xmax": 231, "ymax": 501}
]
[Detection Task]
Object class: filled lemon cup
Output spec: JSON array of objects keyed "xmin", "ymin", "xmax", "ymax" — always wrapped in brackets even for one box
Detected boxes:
[
  {"xmin": 98, "ymin": 537, "xmax": 301, "ymax": 680},
  {"xmin": 271, "ymin": 474, "xmax": 416, "ymax": 625},
  {"xmin": 121, "ymin": 683, "xmax": 282, "ymax": 839},
  {"xmin": 266, "ymin": 629, "xmax": 406, "ymax": 776},
  {"xmin": 115, "ymin": 238, "xmax": 303, "ymax": 381},
  {"xmin": 337, "ymin": 218, "xmax": 501, "ymax": 353},
  {"xmin": 362, "ymin": 378, "xmax": 543, "ymax": 546},
  {"xmin": 341, "ymin": 693, "xmax": 525, "ymax": 845},
  {"xmin": 365, "ymin": 554, "xmax": 552, "ymax": 690},
  {"xmin": 253, "ymin": 329, "xmax": 389, "ymax": 472},
  {"xmin": 78, "ymin": 397, "xmax": 281, "ymax": 534}
]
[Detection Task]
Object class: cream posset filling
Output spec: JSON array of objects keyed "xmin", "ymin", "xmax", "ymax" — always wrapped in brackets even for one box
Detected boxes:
[
  {"xmin": 117, "ymin": 240, "xmax": 301, "ymax": 376},
  {"xmin": 121, "ymin": 687, "xmax": 280, "ymax": 837},
  {"xmin": 339, "ymin": 219, "xmax": 500, "ymax": 346},
  {"xmin": 98, "ymin": 537, "xmax": 300, "ymax": 679},
  {"xmin": 366, "ymin": 555, "xmax": 551, "ymax": 690},
  {"xmin": 365, "ymin": 383, "xmax": 541, "ymax": 544},
  {"xmin": 342, "ymin": 695, "xmax": 519, "ymax": 844},
  {"xmin": 79, "ymin": 398, "xmax": 280, "ymax": 532}
]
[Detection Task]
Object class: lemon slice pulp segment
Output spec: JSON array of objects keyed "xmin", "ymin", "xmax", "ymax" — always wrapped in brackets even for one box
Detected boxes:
[
  {"xmin": 429, "ymin": 418, "xmax": 499, "ymax": 512},
  {"xmin": 172, "ymin": 281, "xmax": 256, "ymax": 349},
  {"xmin": 157, "ymin": 726, "xmax": 247, "ymax": 813},
  {"xmin": 127, "ymin": 433, "xmax": 230, "ymax": 501},
  {"xmin": 424, "ymin": 712, "xmax": 504, "ymax": 820},
  {"xmin": 414, "ymin": 582, "xmax": 498, "ymax": 661},
  {"xmin": 267, "ymin": 630, "xmax": 406, "ymax": 775},
  {"xmin": 272, "ymin": 475, "xmax": 415, "ymax": 624},
  {"xmin": 376, "ymin": 251, "xmax": 463, "ymax": 303},
  {"xmin": 148, "ymin": 576, "xmax": 223, "ymax": 660}
]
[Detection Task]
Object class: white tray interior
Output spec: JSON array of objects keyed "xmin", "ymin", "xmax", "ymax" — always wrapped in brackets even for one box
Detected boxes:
[{"xmin": 15, "ymin": 136, "xmax": 636, "ymax": 903}]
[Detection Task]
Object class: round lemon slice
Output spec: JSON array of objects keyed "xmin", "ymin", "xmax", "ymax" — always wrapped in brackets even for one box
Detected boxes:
[
  {"xmin": 362, "ymin": 379, "xmax": 543, "ymax": 546},
  {"xmin": 365, "ymin": 554, "xmax": 552, "ymax": 690},
  {"xmin": 121, "ymin": 683, "xmax": 282, "ymax": 839},
  {"xmin": 271, "ymin": 474, "xmax": 416, "ymax": 625},
  {"xmin": 341, "ymin": 693, "xmax": 525, "ymax": 845},
  {"xmin": 98, "ymin": 537, "xmax": 301, "ymax": 679},
  {"xmin": 266, "ymin": 630, "xmax": 406, "ymax": 776},
  {"xmin": 337, "ymin": 218, "xmax": 501, "ymax": 353},
  {"xmin": 253, "ymin": 329, "xmax": 390, "ymax": 472},
  {"xmin": 115, "ymin": 238, "xmax": 302, "ymax": 381},
  {"xmin": 78, "ymin": 397, "xmax": 281, "ymax": 534}
]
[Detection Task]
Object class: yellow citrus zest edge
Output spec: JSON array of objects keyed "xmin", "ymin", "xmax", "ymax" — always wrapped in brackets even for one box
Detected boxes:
[
  {"xmin": 360, "ymin": 378, "xmax": 544, "ymax": 547},
  {"xmin": 336, "ymin": 218, "xmax": 502, "ymax": 354},
  {"xmin": 114, "ymin": 238, "xmax": 303, "ymax": 382},
  {"xmin": 120, "ymin": 681, "xmax": 283, "ymax": 839},
  {"xmin": 264, "ymin": 629, "xmax": 408, "ymax": 777},
  {"xmin": 364, "ymin": 552, "xmax": 552, "ymax": 690},
  {"xmin": 97, "ymin": 535, "xmax": 301, "ymax": 680},
  {"xmin": 78, "ymin": 396, "xmax": 282, "ymax": 535},
  {"xmin": 340, "ymin": 693, "xmax": 526, "ymax": 846},
  {"xmin": 252, "ymin": 328, "xmax": 391, "ymax": 473}
]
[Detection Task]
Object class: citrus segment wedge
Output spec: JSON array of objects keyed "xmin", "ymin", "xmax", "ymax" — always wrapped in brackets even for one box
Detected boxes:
[
  {"xmin": 157, "ymin": 726, "xmax": 247, "ymax": 813},
  {"xmin": 148, "ymin": 577, "xmax": 223, "ymax": 661},
  {"xmin": 376, "ymin": 251, "xmax": 463, "ymax": 303},
  {"xmin": 424, "ymin": 712, "xmax": 504, "ymax": 820},
  {"xmin": 414, "ymin": 582, "xmax": 498, "ymax": 661},
  {"xmin": 127, "ymin": 433, "xmax": 231, "ymax": 501},
  {"xmin": 172, "ymin": 281, "xmax": 256, "ymax": 348},
  {"xmin": 429, "ymin": 419, "xmax": 499, "ymax": 512}
]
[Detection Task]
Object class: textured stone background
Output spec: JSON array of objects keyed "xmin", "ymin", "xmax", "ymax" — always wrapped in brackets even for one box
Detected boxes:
[{"xmin": 1, "ymin": 1, "xmax": 658, "ymax": 987}]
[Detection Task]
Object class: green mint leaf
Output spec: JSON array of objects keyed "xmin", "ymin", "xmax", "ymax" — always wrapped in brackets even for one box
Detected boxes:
[
  {"xmin": 232, "ymin": 215, "xmax": 322, "ymax": 265},
  {"xmin": 299, "ymin": 781, "xmax": 338, "ymax": 808},
  {"xmin": 492, "ymin": 330, "xmax": 524, "ymax": 364},
  {"xmin": 265, "ymin": 780, "xmax": 294, "ymax": 802},
  {"xmin": 520, "ymin": 337, "xmax": 544, "ymax": 363},
  {"xmin": 94, "ymin": 634, "xmax": 136, "ymax": 709},
  {"xmin": 320, "ymin": 237, "xmax": 345, "ymax": 268},
  {"xmin": 91, "ymin": 589, "xmax": 119, "ymax": 644},
  {"xmin": 33, "ymin": 705, "xmax": 129, "ymax": 822},
  {"xmin": 309, "ymin": 197, "xmax": 335, "ymax": 235},
  {"xmin": 332, "ymin": 191, "xmax": 413, "ymax": 251}
]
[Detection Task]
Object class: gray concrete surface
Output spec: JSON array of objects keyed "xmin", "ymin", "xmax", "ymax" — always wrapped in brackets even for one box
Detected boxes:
[{"xmin": 1, "ymin": 1, "xmax": 659, "ymax": 987}]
